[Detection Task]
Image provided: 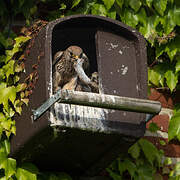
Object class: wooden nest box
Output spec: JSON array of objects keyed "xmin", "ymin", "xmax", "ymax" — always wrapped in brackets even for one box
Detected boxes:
[{"xmin": 10, "ymin": 15, "xmax": 161, "ymax": 176}]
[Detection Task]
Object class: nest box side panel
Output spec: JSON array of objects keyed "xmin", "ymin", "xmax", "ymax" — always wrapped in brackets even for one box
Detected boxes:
[
  {"xmin": 96, "ymin": 29, "xmax": 147, "ymax": 137},
  {"xmin": 10, "ymin": 27, "xmax": 51, "ymax": 157}
]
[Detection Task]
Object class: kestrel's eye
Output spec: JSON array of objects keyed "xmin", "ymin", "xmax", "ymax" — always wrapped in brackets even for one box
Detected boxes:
[
  {"xmin": 79, "ymin": 53, "xmax": 83, "ymax": 58},
  {"xmin": 70, "ymin": 52, "xmax": 73, "ymax": 56}
]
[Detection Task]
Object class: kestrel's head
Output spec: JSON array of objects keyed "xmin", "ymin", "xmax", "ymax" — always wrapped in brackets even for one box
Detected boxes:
[
  {"xmin": 67, "ymin": 46, "xmax": 83, "ymax": 60},
  {"xmin": 66, "ymin": 45, "xmax": 89, "ymax": 71}
]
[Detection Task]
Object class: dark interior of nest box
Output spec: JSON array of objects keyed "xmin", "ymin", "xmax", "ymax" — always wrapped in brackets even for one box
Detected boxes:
[
  {"xmin": 52, "ymin": 23, "xmax": 98, "ymax": 75},
  {"xmin": 51, "ymin": 17, "xmax": 137, "ymax": 77}
]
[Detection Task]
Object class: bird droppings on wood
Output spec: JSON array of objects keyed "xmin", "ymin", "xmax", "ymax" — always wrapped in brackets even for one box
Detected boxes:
[
  {"xmin": 51, "ymin": 103, "xmax": 106, "ymax": 132},
  {"xmin": 119, "ymin": 50, "xmax": 123, "ymax": 54},
  {"xmin": 121, "ymin": 65, "xmax": 128, "ymax": 75}
]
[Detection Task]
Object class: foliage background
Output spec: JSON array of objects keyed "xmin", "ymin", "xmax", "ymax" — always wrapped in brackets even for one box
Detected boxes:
[{"xmin": 0, "ymin": 0, "xmax": 180, "ymax": 179}]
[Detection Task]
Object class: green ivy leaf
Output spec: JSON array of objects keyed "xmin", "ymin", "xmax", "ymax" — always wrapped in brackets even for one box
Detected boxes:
[
  {"xmin": 14, "ymin": 36, "xmax": 31, "ymax": 48},
  {"xmin": 16, "ymin": 167, "xmax": 37, "ymax": 180},
  {"xmin": 138, "ymin": 139, "xmax": 161, "ymax": 166},
  {"xmin": 0, "ymin": 85, "xmax": 16, "ymax": 111},
  {"xmin": 2, "ymin": 60, "xmax": 15, "ymax": 79},
  {"xmin": 164, "ymin": 157, "xmax": 172, "ymax": 166},
  {"xmin": 128, "ymin": 142, "xmax": 140, "ymax": 159},
  {"xmin": 0, "ymin": 140, "xmax": 16, "ymax": 178},
  {"xmin": 174, "ymin": 104, "xmax": 180, "ymax": 114},
  {"xmin": 148, "ymin": 122, "xmax": 160, "ymax": 132},
  {"xmin": 137, "ymin": 7, "xmax": 147, "ymax": 24},
  {"xmin": 0, "ymin": 140, "xmax": 10, "ymax": 156},
  {"xmin": 174, "ymin": 5, "xmax": 180, "ymax": 26},
  {"xmin": 129, "ymin": 0, "xmax": 142, "ymax": 12},
  {"xmin": 175, "ymin": 58, "xmax": 180, "ymax": 73},
  {"xmin": 16, "ymin": 83, "xmax": 27, "ymax": 92},
  {"xmin": 117, "ymin": 159, "xmax": 126, "ymax": 175},
  {"xmin": 145, "ymin": 0, "xmax": 153, "ymax": 8},
  {"xmin": 71, "ymin": 0, "xmax": 81, "ymax": 8},
  {"xmin": 102, "ymin": 0, "xmax": 115, "ymax": 10},
  {"xmin": 106, "ymin": 168, "xmax": 122, "ymax": 180},
  {"xmin": 169, "ymin": 162, "xmax": 180, "ymax": 177},
  {"xmin": 168, "ymin": 112, "xmax": 180, "ymax": 141},
  {"xmin": 0, "ymin": 69, "xmax": 5, "ymax": 81},
  {"xmin": 4, "ymin": 158, "xmax": 16, "ymax": 179},
  {"xmin": 116, "ymin": 0, "xmax": 124, "ymax": 9},
  {"xmin": 165, "ymin": 70, "xmax": 178, "ymax": 92},
  {"xmin": 123, "ymin": 158, "xmax": 136, "ymax": 177},
  {"xmin": 91, "ymin": 3, "xmax": 107, "ymax": 16},
  {"xmin": 148, "ymin": 63, "xmax": 168, "ymax": 87},
  {"xmin": 14, "ymin": 100, "xmax": 23, "ymax": 115},
  {"xmin": 136, "ymin": 164, "xmax": 155, "ymax": 180},
  {"xmin": 107, "ymin": 7, "xmax": 116, "ymax": 19},
  {"xmin": 161, "ymin": 8, "xmax": 176, "ymax": 35},
  {"xmin": 139, "ymin": 15, "xmax": 160, "ymax": 44},
  {"xmin": 153, "ymin": 0, "xmax": 168, "ymax": 16},
  {"xmin": 6, "ymin": 47, "xmax": 19, "ymax": 59},
  {"xmin": 159, "ymin": 140, "xmax": 166, "ymax": 146},
  {"xmin": 121, "ymin": 9, "xmax": 138, "ymax": 28}
]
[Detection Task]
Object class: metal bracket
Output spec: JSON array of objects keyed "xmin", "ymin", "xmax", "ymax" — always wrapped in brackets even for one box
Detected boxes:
[{"xmin": 32, "ymin": 89, "xmax": 62, "ymax": 121}]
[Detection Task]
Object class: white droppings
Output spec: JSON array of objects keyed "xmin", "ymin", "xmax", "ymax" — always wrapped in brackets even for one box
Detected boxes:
[
  {"xmin": 136, "ymin": 84, "xmax": 139, "ymax": 91},
  {"xmin": 119, "ymin": 50, "xmax": 123, "ymax": 54},
  {"xmin": 110, "ymin": 71, "xmax": 113, "ymax": 75},
  {"xmin": 51, "ymin": 102, "xmax": 107, "ymax": 132},
  {"xmin": 117, "ymin": 69, "xmax": 120, "ymax": 73},
  {"xmin": 106, "ymin": 42, "xmax": 118, "ymax": 51},
  {"xmin": 101, "ymin": 94, "xmax": 105, "ymax": 103},
  {"xmin": 121, "ymin": 65, "xmax": 128, "ymax": 75},
  {"xmin": 110, "ymin": 43, "xmax": 118, "ymax": 49},
  {"xmin": 110, "ymin": 96, "xmax": 115, "ymax": 103},
  {"xmin": 113, "ymin": 90, "xmax": 117, "ymax": 94}
]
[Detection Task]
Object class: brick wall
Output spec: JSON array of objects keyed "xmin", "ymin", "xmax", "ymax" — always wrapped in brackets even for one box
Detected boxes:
[{"xmin": 146, "ymin": 88, "xmax": 180, "ymax": 164}]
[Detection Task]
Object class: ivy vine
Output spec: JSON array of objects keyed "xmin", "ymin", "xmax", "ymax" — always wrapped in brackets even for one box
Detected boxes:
[{"xmin": 0, "ymin": 0, "xmax": 180, "ymax": 179}]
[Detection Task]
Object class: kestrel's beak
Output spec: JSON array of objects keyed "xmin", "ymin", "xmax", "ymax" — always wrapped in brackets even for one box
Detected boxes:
[{"xmin": 72, "ymin": 55, "xmax": 79, "ymax": 60}]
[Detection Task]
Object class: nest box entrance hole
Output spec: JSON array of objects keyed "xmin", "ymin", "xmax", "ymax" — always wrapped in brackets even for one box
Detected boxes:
[{"xmin": 52, "ymin": 23, "xmax": 98, "ymax": 78}]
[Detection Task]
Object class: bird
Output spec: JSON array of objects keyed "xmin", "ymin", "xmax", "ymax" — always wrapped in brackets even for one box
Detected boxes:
[
  {"xmin": 53, "ymin": 46, "xmax": 89, "ymax": 92},
  {"xmin": 90, "ymin": 72, "xmax": 99, "ymax": 93}
]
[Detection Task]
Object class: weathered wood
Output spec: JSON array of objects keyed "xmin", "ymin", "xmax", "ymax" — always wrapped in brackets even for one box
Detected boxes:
[
  {"xmin": 32, "ymin": 89, "xmax": 161, "ymax": 121},
  {"xmin": 60, "ymin": 90, "xmax": 161, "ymax": 114}
]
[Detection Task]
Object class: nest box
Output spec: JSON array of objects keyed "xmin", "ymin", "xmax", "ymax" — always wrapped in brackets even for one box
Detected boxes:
[{"xmin": 10, "ymin": 15, "xmax": 160, "ymax": 176}]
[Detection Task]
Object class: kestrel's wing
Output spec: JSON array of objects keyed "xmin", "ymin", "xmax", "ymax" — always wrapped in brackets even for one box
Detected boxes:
[{"xmin": 52, "ymin": 51, "xmax": 64, "ymax": 66}]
